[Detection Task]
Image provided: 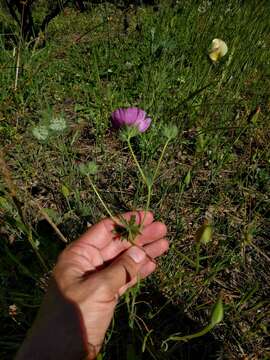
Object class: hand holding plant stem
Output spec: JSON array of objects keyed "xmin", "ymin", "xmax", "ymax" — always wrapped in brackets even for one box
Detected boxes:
[{"xmin": 79, "ymin": 165, "xmax": 155, "ymax": 264}]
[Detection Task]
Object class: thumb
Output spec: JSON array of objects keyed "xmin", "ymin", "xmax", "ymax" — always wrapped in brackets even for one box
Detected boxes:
[{"xmin": 99, "ymin": 246, "xmax": 147, "ymax": 295}]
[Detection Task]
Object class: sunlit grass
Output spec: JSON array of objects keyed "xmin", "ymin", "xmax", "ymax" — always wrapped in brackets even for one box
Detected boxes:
[{"xmin": 0, "ymin": 0, "xmax": 270, "ymax": 359}]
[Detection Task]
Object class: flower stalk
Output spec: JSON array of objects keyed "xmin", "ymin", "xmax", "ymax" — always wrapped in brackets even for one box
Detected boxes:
[
  {"xmin": 86, "ymin": 175, "xmax": 115, "ymax": 221},
  {"xmin": 127, "ymin": 137, "xmax": 148, "ymax": 187}
]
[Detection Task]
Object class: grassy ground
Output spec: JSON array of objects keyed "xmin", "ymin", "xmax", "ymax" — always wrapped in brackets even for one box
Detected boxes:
[{"xmin": 1, "ymin": 0, "xmax": 270, "ymax": 359}]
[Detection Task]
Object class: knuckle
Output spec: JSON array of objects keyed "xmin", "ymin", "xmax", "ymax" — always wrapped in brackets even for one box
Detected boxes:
[{"xmin": 157, "ymin": 222, "xmax": 167, "ymax": 235}]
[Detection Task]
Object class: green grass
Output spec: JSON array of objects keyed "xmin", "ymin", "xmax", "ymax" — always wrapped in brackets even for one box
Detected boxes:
[{"xmin": 1, "ymin": 0, "xmax": 270, "ymax": 359}]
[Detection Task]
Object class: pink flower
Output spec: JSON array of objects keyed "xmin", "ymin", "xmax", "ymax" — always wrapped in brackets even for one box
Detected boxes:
[{"xmin": 111, "ymin": 107, "xmax": 151, "ymax": 133}]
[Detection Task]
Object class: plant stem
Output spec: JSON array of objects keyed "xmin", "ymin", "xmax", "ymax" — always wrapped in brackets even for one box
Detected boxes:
[
  {"xmin": 164, "ymin": 323, "xmax": 213, "ymax": 346},
  {"xmin": 127, "ymin": 137, "xmax": 171, "ymax": 232},
  {"xmin": 87, "ymin": 175, "xmax": 115, "ymax": 221},
  {"xmin": 126, "ymin": 137, "xmax": 153, "ymax": 230},
  {"xmin": 140, "ymin": 184, "xmax": 152, "ymax": 231},
  {"xmin": 145, "ymin": 185, "xmax": 152, "ymax": 213},
  {"xmin": 32, "ymin": 201, "xmax": 68, "ymax": 243},
  {"xmin": 152, "ymin": 138, "xmax": 170, "ymax": 183},
  {"xmin": 143, "ymin": 139, "xmax": 171, "ymax": 224},
  {"xmin": 14, "ymin": 47, "xmax": 20, "ymax": 91},
  {"xmin": 127, "ymin": 138, "xmax": 148, "ymax": 187}
]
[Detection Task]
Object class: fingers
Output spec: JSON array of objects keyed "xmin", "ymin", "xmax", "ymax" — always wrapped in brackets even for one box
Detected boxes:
[
  {"xmin": 143, "ymin": 238, "xmax": 169, "ymax": 258},
  {"xmin": 135, "ymin": 222, "xmax": 167, "ymax": 246},
  {"xmin": 74, "ymin": 211, "xmax": 154, "ymax": 250},
  {"xmin": 123, "ymin": 211, "xmax": 154, "ymax": 226},
  {"xmin": 56, "ymin": 211, "xmax": 167, "ymax": 293},
  {"xmin": 118, "ymin": 238, "xmax": 169, "ymax": 296},
  {"xmin": 139, "ymin": 261, "xmax": 156, "ymax": 279},
  {"xmin": 100, "ymin": 221, "xmax": 167, "ymax": 262},
  {"xmin": 96, "ymin": 246, "xmax": 147, "ymax": 295}
]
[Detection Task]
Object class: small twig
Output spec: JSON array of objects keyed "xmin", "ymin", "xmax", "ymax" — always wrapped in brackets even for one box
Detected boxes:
[
  {"xmin": 251, "ymin": 242, "xmax": 270, "ymax": 263},
  {"xmin": 14, "ymin": 47, "xmax": 20, "ymax": 91},
  {"xmin": 31, "ymin": 201, "xmax": 68, "ymax": 244},
  {"xmin": 74, "ymin": 20, "xmax": 108, "ymax": 44},
  {"xmin": 14, "ymin": 0, "xmax": 25, "ymax": 91}
]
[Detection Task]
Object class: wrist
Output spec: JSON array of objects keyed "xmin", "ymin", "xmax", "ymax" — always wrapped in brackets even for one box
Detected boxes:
[{"xmin": 15, "ymin": 279, "xmax": 89, "ymax": 360}]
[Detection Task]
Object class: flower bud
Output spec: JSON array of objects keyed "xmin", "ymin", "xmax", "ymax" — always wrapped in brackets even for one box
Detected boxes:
[
  {"xmin": 208, "ymin": 39, "xmax": 228, "ymax": 62},
  {"xmin": 111, "ymin": 107, "xmax": 151, "ymax": 133},
  {"xmin": 184, "ymin": 169, "xmax": 191, "ymax": 187},
  {"xmin": 211, "ymin": 298, "xmax": 224, "ymax": 326},
  {"xmin": 195, "ymin": 222, "xmax": 213, "ymax": 244}
]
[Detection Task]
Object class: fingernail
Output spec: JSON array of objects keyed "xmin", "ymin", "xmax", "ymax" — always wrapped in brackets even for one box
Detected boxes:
[{"xmin": 127, "ymin": 246, "xmax": 146, "ymax": 263}]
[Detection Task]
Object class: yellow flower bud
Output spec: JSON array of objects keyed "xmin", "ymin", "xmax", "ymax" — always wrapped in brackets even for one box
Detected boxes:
[{"xmin": 209, "ymin": 38, "xmax": 228, "ymax": 62}]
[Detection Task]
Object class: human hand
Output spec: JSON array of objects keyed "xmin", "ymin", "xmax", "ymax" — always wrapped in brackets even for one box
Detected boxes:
[{"xmin": 16, "ymin": 211, "xmax": 168, "ymax": 360}]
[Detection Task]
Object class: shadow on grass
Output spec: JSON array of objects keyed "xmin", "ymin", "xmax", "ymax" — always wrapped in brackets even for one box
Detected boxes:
[
  {"xmin": 106, "ymin": 290, "xmax": 223, "ymax": 360},
  {"xmin": 1, "ymin": 214, "xmax": 222, "ymax": 359}
]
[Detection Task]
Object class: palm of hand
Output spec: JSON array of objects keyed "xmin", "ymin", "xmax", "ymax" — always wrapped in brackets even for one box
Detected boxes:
[{"xmin": 53, "ymin": 211, "xmax": 168, "ymax": 358}]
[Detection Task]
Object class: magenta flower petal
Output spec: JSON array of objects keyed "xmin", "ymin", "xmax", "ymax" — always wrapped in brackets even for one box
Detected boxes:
[
  {"xmin": 128, "ymin": 108, "xmax": 146, "ymax": 124},
  {"xmin": 111, "ymin": 109, "xmax": 125, "ymax": 128},
  {"xmin": 125, "ymin": 108, "xmax": 146, "ymax": 125},
  {"xmin": 111, "ymin": 107, "xmax": 151, "ymax": 133},
  {"xmin": 136, "ymin": 116, "xmax": 151, "ymax": 132}
]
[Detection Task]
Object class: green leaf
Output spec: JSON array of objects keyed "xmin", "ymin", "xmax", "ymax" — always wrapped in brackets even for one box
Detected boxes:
[
  {"xmin": 49, "ymin": 116, "xmax": 67, "ymax": 132},
  {"xmin": 162, "ymin": 124, "xmax": 178, "ymax": 139},
  {"xmin": 32, "ymin": 125, "xmax": 49, "ymax": 141},
  {"xmin": 42, "ymin": 208, "xmax": 61, "ymax": 225},
  {"xmin": 79, "ymin": 161, "xmax": 98, "ymax": 176},
  {"xmin": 114, "ymin": 215, "xmax": 141, "ymax": 244},
  {"xmin": 120, "ymin": 126, "xmax": 139, "ymax": 141}
]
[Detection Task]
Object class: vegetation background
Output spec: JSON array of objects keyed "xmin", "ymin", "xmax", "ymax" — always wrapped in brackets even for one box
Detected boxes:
[{"xmin": 0, "ymin": 0, "xmax": 270, "ymax": 359}]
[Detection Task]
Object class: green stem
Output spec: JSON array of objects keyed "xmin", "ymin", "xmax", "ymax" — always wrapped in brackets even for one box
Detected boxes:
[
  {"xmin": 145, "ymin": 185, "xmax": 152, "ymax": 213},
  {"xmin": 87, "ymin": 175, "xmax": 115, "ymax": 221},
  {"xmin": 127, "ymin": 138, "xmax": 148, "ymax": 187},
  {"xmin": 127, "ymin": 137, "xmax": 171, "ymax": 232},
  {"xmin": 127, "ymin": 137, "xmax": 152, "ymax": 230},
  {"xmin": 141, "ymin": 139, "xmax": 171, "ymax": 228},
  {"xmin": 140, "ymin": 184, "xmax": 152, "ymax": 231},
  {"xmin": 152, "ymin": 138, "xmax": 170, "ymax": 183},
  {"xmin": 165, "ymin": 323, "xmax": 213, "ymax": 344},
  {"xmin": 195, "ymin": 242, "xmax": 201, "ymax": 274}
]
